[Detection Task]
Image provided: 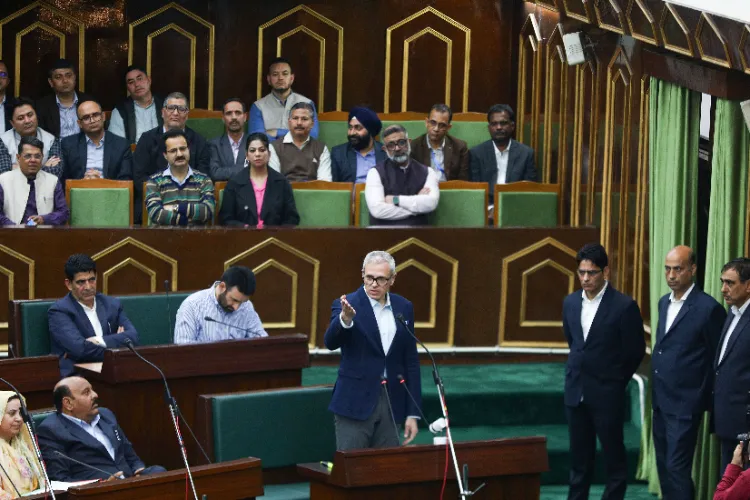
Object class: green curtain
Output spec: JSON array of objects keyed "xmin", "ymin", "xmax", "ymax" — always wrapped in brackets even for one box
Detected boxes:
[
  {"xmin": 695, "ymin": 98, "xmax": 750, "ymax": 498},
  {"xmin": 636, "ymin": 77, "xmax": 701, "ymax": 496}
]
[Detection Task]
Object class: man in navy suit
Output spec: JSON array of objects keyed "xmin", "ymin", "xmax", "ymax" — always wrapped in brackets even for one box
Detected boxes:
[
  {"xmin": 330, "ymin": 107, "xmax": 386, "ymax": 183},
  {"xmin": 38, "ymin": 376, "xmax": 165, "ymax": 480},
  {"xmin": 61, "ymin": 100, "xmax": 133, "ymax": 181},
  {"xmin": 652, "ymin": 246, "xmax": 725, "ymax": 499},
  {"xmin": 563, "ymin": 243, "xmax": 645, "ymax": 500},
  {"xmin": 48, "ymin": 254, "xmax": 139, "ymax": 377},
  {"xmin": 324, "ymin": 250, "xmax": 421, "ymax": 450},
  {"xmin": 714, "ymin": 257, "xmax": 750, "ymax": 474}
]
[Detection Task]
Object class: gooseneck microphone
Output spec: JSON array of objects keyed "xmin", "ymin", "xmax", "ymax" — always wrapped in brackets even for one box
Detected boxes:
[
  {"xmin": 204, "ymin": 316, "xmax": 259, "ymax": 339},
  {"xmin": 0, "ymin": 377, "xmax": 56, "ymax": 499},
  {"xmin": 122, "ymin": 339, "xmax": 200, "ymax": 500},
  {"xmin": 53, "ymin": 451, "xmax": 124, "ymax": 479},
  {"xmin": 396, "ymin": 374, "xmax": 445, "ymax": 433},
  {"xmin": 380, "ymin": 376, "xmax": 402, "ymax": 446}
]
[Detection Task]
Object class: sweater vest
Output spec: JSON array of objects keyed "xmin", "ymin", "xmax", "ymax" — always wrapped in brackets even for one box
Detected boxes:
[
  {"xmin": 271, "ymin": 137, "xmax": 324, "ymax": 182},
  {"xmin": 370, "ymin": 159, "xmax": 429, "ymax": 226}
]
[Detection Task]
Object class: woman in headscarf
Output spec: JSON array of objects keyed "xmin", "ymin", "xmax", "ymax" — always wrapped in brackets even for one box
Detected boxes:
[{"xmin": 0, "ymin": 391, "xmax": 42, "ymax": 498}]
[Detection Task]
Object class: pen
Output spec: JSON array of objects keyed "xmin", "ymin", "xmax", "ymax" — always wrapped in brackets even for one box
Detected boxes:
[{"xmin": 319, "ymin": 461, "xmax": 333, "ymax": 471}]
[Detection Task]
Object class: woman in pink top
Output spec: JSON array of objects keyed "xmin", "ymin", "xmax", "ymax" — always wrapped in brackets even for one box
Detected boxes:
[{"xmin": 219, "ymin": 132, "xmax": 300, "ymax": 227}]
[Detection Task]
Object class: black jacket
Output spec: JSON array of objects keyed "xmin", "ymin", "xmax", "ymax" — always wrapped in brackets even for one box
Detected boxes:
[
  {"xmin": 219, "ymin": 167, "xmax": 299, "ymax": 227},
  {"xmin": 714, "ymin": 304, "xmax": 750, "ymax": 440},
  {"xmin": 35, "ymin": 91, "xmax": 95, "ymax": 138},
  {"xmin": 114, "ymin": 95, "xmax": 164, "ymax": 144},
  {"xmin": 61, "ymin": 131, "xmax": 133, "ymax": 181}
]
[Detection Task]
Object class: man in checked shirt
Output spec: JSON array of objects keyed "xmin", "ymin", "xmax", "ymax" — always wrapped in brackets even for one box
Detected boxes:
[{"xmin": 173, "ymin": 266, "xmax": 267, "ymax": 344}]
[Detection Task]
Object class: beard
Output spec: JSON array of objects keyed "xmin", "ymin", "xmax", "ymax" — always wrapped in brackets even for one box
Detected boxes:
[
  {"xmin": 347, "ymin": 131, "xmax": 371, "ymax": 151},
  {"xmin": 218, "ymin": 291, "xmax": 234, "ymax": 313},
  {"xmin": 386, "ymin": 143, "xmax": 411, "ymax": 164}
]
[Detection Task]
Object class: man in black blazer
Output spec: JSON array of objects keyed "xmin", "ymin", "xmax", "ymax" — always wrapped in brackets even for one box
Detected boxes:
[
  {"xmin": 61, "ymin": 100, "xmax": 132, "ymax": 181},
  {"xmin": 0, "ymin": 60, "xmax": 14, "ymax": 134},
  {"xmin": 331, "ymin": 106, "xmax": 386, "ymax": 183},
  {"xmin": 563, "ymin": 243, "xmax": 645, "ymax": 500},
  {"xmin": 35, "ymin": 59, "xmax": 94, "ymax": 139},
  {"xmin": 469, "ymin": 104, "xmax": 537, "ymax": 200},
  {"xmin": 38, "ymin": 376, "xmax": 165, "ymax": 481},
  {"xmin": 208, "ymin": 98, "xmax": 248, "ymax": 181},
  {"xmin": 652, "ymin": 246, "xmax": 726, "ymax": 499},
  {"xmin": 714, "ymin": 258, "xmax": 750, "ymax": 474}
]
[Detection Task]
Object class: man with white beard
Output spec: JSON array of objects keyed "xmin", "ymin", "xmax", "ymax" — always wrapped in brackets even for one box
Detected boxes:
[{"xmin": 364, "ymin": 124, "xmax": 439, "ymax": 226}]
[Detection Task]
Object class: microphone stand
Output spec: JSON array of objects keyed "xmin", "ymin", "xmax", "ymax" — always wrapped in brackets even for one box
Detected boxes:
[
  {"xmin": 122, "ymin": 340, "xmax": 199, "ymax": 500},
  {"xmin": 395, "ymin": 315, "xmax": 485, "ymax": 499},
  {"xmin": 380, "ymin": 377, "xmax": 402, "ymax": 445},
  {"xmin": 0, "ymin": 377, "xmax": 56, "ymax": 500}
]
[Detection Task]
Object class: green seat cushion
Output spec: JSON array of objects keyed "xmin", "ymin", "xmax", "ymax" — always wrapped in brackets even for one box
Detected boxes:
[
  {"xmin": 70, "ymin": 189, "xmax": 131, "ymax": 227},
  {"xmin": 19, "ymin": 300, "xmax": 55, "ymax": 357},
  {"xmin": 496, "ymin": 192, "xmax": 558, "ymax": 227},
  {"xmin": 210, "ymin": 386, "xmax": 335, "ymax": 467},
  {"xmin": 358, "ymin": 190, "xmax": 370, "ymax": 227},
  {"xmin": 186, "ymin": 118, "xmax": 225, "ymax": 142},
  {"xmin": 429, "ymin": 189, "xmax": 486, "ymax": 227},
  {"xmin": 292, "ymin": 189, "xmax": 351, "ymax": 227}
]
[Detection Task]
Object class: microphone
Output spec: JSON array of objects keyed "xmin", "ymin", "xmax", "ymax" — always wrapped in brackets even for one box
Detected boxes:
[
  {"xmin": 8, "ymin": 344, "xmax": 16, "ymax": 358},
  {"xmin": 164, "ymin": 280, "xmax": 172, "ymax": 339},
  {"xmin": 380, "ymin": 376, "xmax": 402, "ymax": 446},
  {"xmin": 396, "ymin": 374, "xmax": 435, "ymax": 432},
  {"xmin": 53, "ymin": 451, "xmax": 124, "ymax": 479},
  {"xmin": 204, "ymin": 316, "xmax": 258, "ymax": 339},
  {"xmin": 396, "ymin": 313, "xmax": 441, "ymax": 387}
]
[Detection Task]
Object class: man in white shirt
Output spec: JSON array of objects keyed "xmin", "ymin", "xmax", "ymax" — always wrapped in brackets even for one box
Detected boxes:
[
  {"xmin": 651, "ymin": 246, "xmax": 725, "ymax": 499},
  {"xmin": 714, "ymin": 258, "xmax": 750, "ymax": 474},
  {"xmin": 364, "ymin": 124, "xmax": 439, "ymax": 226},
  {"xmin": 47, "ymin": 254, "xmax": 140, "ymax": 377},
  {"xmin": 108, "ymin": 65, "xmax": 162, "ymax": 145}
]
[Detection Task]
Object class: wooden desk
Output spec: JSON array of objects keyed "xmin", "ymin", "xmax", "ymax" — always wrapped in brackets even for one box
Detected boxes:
[
  {"xmin": 75, "ymin": 335, "xmax": 309, "ymax": 470},
  {"xmin": 298, "ymin": 437, "xmax": 548, "ymax": 499},
  {"xmin": 0, "ymin": 355, "xmax": 60, "ymax": 409}
]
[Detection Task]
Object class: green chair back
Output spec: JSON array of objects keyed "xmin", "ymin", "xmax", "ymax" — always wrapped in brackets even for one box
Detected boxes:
[
  {"xmin": 69, "ymin": 188, "xmax": 131, "ymax": 227},
  {"xmin": 495, "ymin": 192, "xmax": 558, "ymax": 227},
  {"xmin": 318, "ymin": 121, "xmax": 349, "ymax": 149},
  {"xmin": 208, "ymin": 386, "xmax": 335, "ymax": 467},
  {"xmin": 357, "ymin": 189, "xmax": 370, "ymax": 227},
  {"xmin": 292, "ymin": 189, "xmax": 351, "ymax": 227},
  {"xmin": 17, "ymin": 300, "xmax": 55, "ymax": 357},
  {"xmin": 429, "ymin": 189, "xmax": 487, "ymax": 227},
  {"xmin": 449, "ymin": 121, "xmax": 491, "ymax": 149},
  {"xmin": 186, "ymin": 118, "xmax": 225, "ymax": 141},
  {"xmin": 31, "ymin": 409, "xmax": 55, "ymax": 428}
]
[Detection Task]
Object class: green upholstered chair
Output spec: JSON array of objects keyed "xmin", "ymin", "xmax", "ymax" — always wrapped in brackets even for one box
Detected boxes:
[
  {"xmin": 494, "ymin": 182, "xmax": 559, "ymax": 227},
  {"xmin": 429, "ymin": 180, "xmax": 488, "ymax": 227},
  {"xmin": 30, "ymin": 409, "xmax": 55, "ymax": 428},
  {"xmin": 291, "ymin": 181, "xmax": 353, "ymax": 227},
  {"xmin": 186, "ymin": 109, "xmax": 225, "ymax": 141},
  {"xmin": 354, "ymin": 183, "xmax": 370, "ymax": 227},
  {"xmin": 12, "ymin": 299, "xmax": 55, "ymax": 357},
  {"xmin": 198, "ymin": 386, "xmax": 335, "ymax": 466},
  {"xmin": 66, "ymin": 180, "xmax": 133, "ymax": 227},
  {"xmin": 318, "ymin": 120, "xmax": 349, "ymax": 149}
]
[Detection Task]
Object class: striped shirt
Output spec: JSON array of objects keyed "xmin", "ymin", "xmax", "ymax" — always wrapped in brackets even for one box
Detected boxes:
[
  {"xmin": 145, "ymin": 166, "xmax": 214, "ymax": 226},
  {"xmin": 173, "ymin": 282, "xmax": 267, "ymax": 344}
]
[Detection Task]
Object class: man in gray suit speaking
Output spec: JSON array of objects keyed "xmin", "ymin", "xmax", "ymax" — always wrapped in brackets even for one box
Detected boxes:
[
  {"xmin": 208, "ymin": 98, "xmax": 249, "ymax": 181},
  {"xmin": 469, "ymin": 104, "xmax": 537, "ymax": 201}
]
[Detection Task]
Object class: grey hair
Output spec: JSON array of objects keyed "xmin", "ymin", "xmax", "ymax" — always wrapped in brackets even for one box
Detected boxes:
[
  {"xmin": 164, "ymin": 91, "xmax": 190, "ymax": 109},
  {"xmin": 382, "ymin": 124, "xmax": 408, "ymax": 140},
  {"xmin": 362, "ymin": 251, "xmax": 396, "ymax": 275}
]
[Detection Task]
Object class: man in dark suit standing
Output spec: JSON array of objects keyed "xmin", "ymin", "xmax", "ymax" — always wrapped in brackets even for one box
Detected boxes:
[
  {"xmin": 469, "ymin": 104, "xmax": 537, "ymax": 200},
  {"xmin": 652, "ymin": 246, "xmax": 725, "ymax": 499},
  {"xmin": 48, "ymin": 254, "xmax": 139, "ymax": 377},
  {"xmin": 714, "ymin": 258, "xmax": 750, "ymax": 474},
  {"xmin": 331, "ymin": 107, "xmax": 386, "ymax": 183},
  {"xmin": 61, "ymin": 100, "xmax": 132, "ymax": 181},
  {"xmin": 324, "ymin": 250, "xmax": 421, "ymax": 450},
  {"xmin": 38, "ymin": 376, "xmax": 165, "ymax": 480},
  {"xmin": 410, "ymin": 103, "xmax": 469, "ymax": 181},
  {"xmin": 35, "ymin": 59, "xmax": 94, "ymax": 139},
  {"xmin": 563, "ymin": 243, "xmax": 645, "ymax": 500},
  {"xmin": 208, "ymin": 98, "xmax": 248, "ymax": 181}
]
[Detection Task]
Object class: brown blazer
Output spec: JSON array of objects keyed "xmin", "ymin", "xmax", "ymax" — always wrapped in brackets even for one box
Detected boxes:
[{"xmin": 409, "ymin": 133, "xmax": 469, "ymax": 181}]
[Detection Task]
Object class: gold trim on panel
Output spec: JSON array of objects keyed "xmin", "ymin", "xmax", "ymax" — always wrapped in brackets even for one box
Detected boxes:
[
  {"xmin": 386, "ymin": 238, "xmax": 458, "ymax": 348},
  {"xmin": 384, "ymin": 6, "xmax": 471, "ymax": 113},
  {"xmin": 0, "ymin": 245, "xmax": 34, "ymax": 299},
  {"xmin": 499, "ymin": 237, "xmax": 577, "ymax": 347},
  {"xmin": 252, "ymin": 258, "xmax": 298, "ymax": 329},
  {"xmin": 695, "ymin": 13, "xmax": 733, "ymax": 68},
  {"xmin": 257, "ymin": 5, "xmax": 344, "ymax": 111},
  {"xmin": 146, "ymin": 23, "xmax": 196, "ymax": 108},
  {"xmin": 276, "ymin": 26, "xmax": 326, "ymax": 111},
  {"xmin": 543, "ymin": 24, "xmax": 569, "ymax": 209},
  {"xmin": 740, "ymin": 25, "xmax": 750, "ymax": 75},
  {"xmin": 0, "ymin": 1, "xmax": 86, "ymax": 93},
  {"xmin": 659, "ymin": 3, "xmax": 696, "ymax": 57},
  {"xmin": 0, "ymin": 264, "xmax": 15, "ymax": 301},
  {"xmin": 633, "ymin": 75, "xmax": 650, "ymax": 306},
  {"xmin": 594, "ymin": 0, "xmax": 629, "ymax": 35},
  {"xmin": 746, "ymin": 145, "xmax": 750, "ymax": 256},
  {"xmin": 101, "ymin": 258, "xmax": 157, "ymax": 295},
  {"xmin": 402, "ymin": 27, "xmax": 452, "ymax": 111},
  {"xmin": 627, "ymin": 0, "xmax": 660, "ymax": 45},
  {"xmin": 129, "ymin": 2, "xmax": 215, "ymax": 109},
  {"xmin": 519, "ymin": 259, "xmax": 575, "ymax": 327},
  {"xmin": 562, "ymin": 0, "xmax": 593, "ymax": 23},
  {"xmin": 517, "ymin": 14, "xmax": 543, "ymax": 153},
  {"xmin": 15, "ymin": 22, "xmax": 66, "ymax": 96},
  {"xmin": 396, "ymin": 258, "xmax": 437, "ymax": 329},
  {"xmin": 91, "ymin": 237, "xmax": 178, "ymax": 290},
  {"xmin": 224, "ymin": 237, "xmax": 319, "ymax": 346}
]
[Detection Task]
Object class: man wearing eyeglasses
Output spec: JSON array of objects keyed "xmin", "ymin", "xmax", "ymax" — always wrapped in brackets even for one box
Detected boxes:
[
  {"xmin": 0, "ymin": 60, "xmax": 14, "ymax": 134},
  {"xmin": 133, "ymin": 92, "xmax": 210, "ymax": 223},
  {"xmin": 324, "ymin": 251, "xmax": 421, "ymax": 450},
  {"xmin": 409, "ymin": 103, "xmax": 469, "ymax": 182},
  {"xmin": 364, "ymin": 124, "xmax": 439, "ymax": 226},
  {"xmin": 61, "ymin": 100, "xmax": 133, "ymax": 181},
  {"xmin": 562, "ymin": 243, "xmax": 645, "ymax": 500}
]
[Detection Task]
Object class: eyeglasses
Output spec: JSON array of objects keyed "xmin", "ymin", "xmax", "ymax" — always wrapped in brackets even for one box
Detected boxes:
[
  {"xmin": 21, "ymin": 153, "xmax": 42, "ymax": 160},
  {"xmin": 490, "ymin": 120, "xmax": 512, "ymax": 127},
  {"xmin": 385, "ymin": 139, "xmax": 408, "ymax": 150},
  {"xmin": 79, "ymin": 112, "xmax": 103, "ymax": 124},
  {"xmin": 577, "ymin": 269, "xmax": 602, "ymax": 277},
  {"xmin": 363, "ymin": 275, "xmax": 392, "ymax": 287},
  {"xmin": 427, "ymin": 119, "xmax": 449, "ymax": 130},
  {"xmin": 165, "ymin": 104, "xmax": 189, "ymax": 114}
]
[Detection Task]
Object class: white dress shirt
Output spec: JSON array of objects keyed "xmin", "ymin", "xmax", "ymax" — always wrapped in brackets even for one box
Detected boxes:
[
  {"xmin": 79, "ymin": 298, "xmax": 104, "ymax": 339},
  {"xmin": 494, "ymin": 139, "xmax": 512, "ymax": 185},
  {"xmin": 364, "ymin": 164, "xmax": 440, "ymax": 221},
  {"xmin": 718, "ymin": 298, "xmax": 750, "ymax": 363},
  {"xmin": 61, "ymin": 413, "xmax": 116, "ymax": 460},
  {"xmin": 86, "ymin": 134, "xmax": 105, "ymax": 173},
  {"xmin": 426, "ymin": 136, "xmax": 447, "ymax": 181},
  {"xmin": 581, "ymin": 282, "xmax": 608, "ymax": 341},
  {"xmin": 268, "ymin": 132, "xmax": 331, "ymax": 181},
  {"xmin": 665, "ymin": 283, "xmax": 695, "ymax": 333},
  {"xmin": 108, "ymin": 98, "xmax": 159, "ymax": 144},
  {"xmin": 229, "ymin": 134, "xmax": 243, "ymax": 163},
  {"xmin": 339, "ymin": 292, "xmax": 397, "ymax": 355}
]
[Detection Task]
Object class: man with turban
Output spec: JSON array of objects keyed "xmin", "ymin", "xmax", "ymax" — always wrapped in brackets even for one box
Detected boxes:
[{"xmin": 331, "ymin": 106, "xmax": 386, "ymax": 183}]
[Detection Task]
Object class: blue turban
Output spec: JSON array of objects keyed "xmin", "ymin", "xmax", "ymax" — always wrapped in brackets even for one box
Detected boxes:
[{"xmin": 348, "ymin": 107, "xmax": 382, "ymax": 137}]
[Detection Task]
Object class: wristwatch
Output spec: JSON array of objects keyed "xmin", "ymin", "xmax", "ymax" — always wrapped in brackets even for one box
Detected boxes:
[{"xmin": 393, "ymin": 196, "xmax": 400, "ymax": 206}]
